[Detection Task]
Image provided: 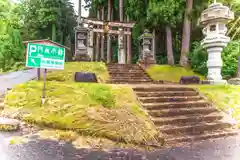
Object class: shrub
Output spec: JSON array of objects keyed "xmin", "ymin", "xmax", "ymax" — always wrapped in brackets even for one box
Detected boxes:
[
  {"xmin": 3, "ymin": 81, "xmax": 160, "ymax": 144},
  {"xmin": 188, "ymin": 40, "xmax": 240, "ymax": 79}
]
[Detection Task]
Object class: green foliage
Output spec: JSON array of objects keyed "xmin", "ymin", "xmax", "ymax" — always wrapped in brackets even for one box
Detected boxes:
[
  {"xmin": 46, "ymin": 62, "xmax": 109, "ymax": 83},
  {"xmin": 0, "ymin": 15, "xmax": 25, "ymax": 72},
  {"xmin": 156, "ymin": 54, "xmax": 168, "ymax": 64},
  {"xmin": 188, "ymin": 40, "xmax": 240, "ymax": 79},
  {"xmin": 19, "ymin": 0, "xmax": 77, "ymax": 44},
  {"xmin": 188, "ymin": 42, "xmax": 208, "ymax": 76},
  {"xmin": 146, "ymin": 65, "xmax": 204, "ymax": 82},
  {"xmin": 196, "ymin": 85, "xmax": 240, "ymax": 127},
  {"xmin": 3, "ymin": 81, "xmax": 159, "ymax": 144},
  {"xmin": 147, "ymin": 0, "xmax": 184, "ymax": 27}
]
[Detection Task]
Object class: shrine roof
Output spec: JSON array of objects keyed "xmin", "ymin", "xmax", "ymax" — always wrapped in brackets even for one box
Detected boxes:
[{"xmin": 23, "ymin": 39, "xmax": 70, "ymax": 50}]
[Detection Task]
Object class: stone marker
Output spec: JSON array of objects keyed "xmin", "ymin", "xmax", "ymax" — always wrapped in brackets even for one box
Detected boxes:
[
  {"xmin": 0, "ymin": 117, "xmax": 20, "ymax": 132},
  {"xmin": 74, "ymin": 72, "xmax": 98, "ymax": 83},
  {"xmin": 227, "ymin": 78, "xmax": 240, "ymax": 85},
  {"xmin": 179, "ymin": 76, "xmax": 201, "ymax": 85}
]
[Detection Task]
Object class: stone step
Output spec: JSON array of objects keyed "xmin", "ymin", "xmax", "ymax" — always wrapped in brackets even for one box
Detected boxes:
[
  {"xmin": 135, "ymin": 91, "xmax": 198, "ymax": 97},
  {"xmin": 165, "ymin": 129, "xmax": 238, "ymax": 144},
  {"xmin": 107, "ymin": 63, "xmax": 139, "ymax": 66},
  {"xmin": 152, "ymin": 113, "xmax": 223, "ymax": 125},
  {"xmin": 142, "ymin": 100, "xmax": 209, "ymax": 110},
  {"xmin": 108, "ymin": 80, "xmax": 153, "ymax": 84},
  {"xmin": 159, "ymin": 121, "xmax": 232, "ymax": 135},
  {"xmin": 108, "ymin": 70, "xmax": 144, "ymax": 76},
  {"xmin": 138, "ymin": 96, "xmax": 203, "ymax": 103},
  {"xmin": 0, "ymin": 101, "xmax": 4, "ymax": 109},
  {"xmin": 108, "ymin": 69, "xmax": 143, "ymax": 73},
  {"xmin": 111, "ymin": 77, "xmax": 151, "ymax": 81},
  {"xmin": 0, "ymin": 96, "xmax": 4, "ymax": 101},
  {"xmin": 107, "ymin": 64, "xmax": 140, "ymax": 66},
  {"xmin": 109, "ymin": 74, "xmax": 148, "ymax": 78},
  {"xmin": 148, "ymin": 106, "xmax": 217, "ymax": 117},
  {"xmin": 107, "ymin": 65, "xmax": 141, "ymax": 69},
  {"xmin": 133, "ymin": 87, "xmax": 196, "ymax": 92}
]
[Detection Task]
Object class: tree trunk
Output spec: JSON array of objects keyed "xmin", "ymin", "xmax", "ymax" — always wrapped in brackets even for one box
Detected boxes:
[
  {"xmin": 124, "ymin": 15, "xmax": 127, "ymax": 63},
  {"xmin": 107, "ymin": 0, "xmax": 112, "ymax": 63},
  {"xmin": 166, "ymin": 26, "xmax": 175, "ymax": 65},
  {"xmin": 52, "ymin": 23, "xmax": 56, "ymax": 42},
  {"xmin": 78, "ymin": 0, "xmax": 81, "ymax": 17},
  {"xmin": 96, "ymin": 9, "xmax": 100, "ymax": 61},
  {"xmin": 119, "ymin": 0, "xmax": 123, "ymax": 22},
  {"xmin": 100, "ymin": 7, "xmax": 105, "ymax": 61},
  {"xmin": 180, "ymin": 0, "xmax": 193, "ymax": 67},
  {"xmin": 127, "ymin": 15, "xmax": 132, "ymax": 64}
]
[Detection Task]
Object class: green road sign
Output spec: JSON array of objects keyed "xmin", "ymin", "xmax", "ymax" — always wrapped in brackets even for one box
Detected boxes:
[{"xmin": 26, "ymin": 43, "xmax": 65, "ymax": 70}]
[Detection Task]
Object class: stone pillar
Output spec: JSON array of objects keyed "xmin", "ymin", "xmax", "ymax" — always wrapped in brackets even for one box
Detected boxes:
[
  {"xmin": 138, "ymin": 29, "xmax": 156, "ymax": 67},
  {"xmin": 206, "ymin": 47, "xmax": 224, "ymax": 80},
  {"xmin": 88, "ymin": 23, "xmax": 94, "ymax": 61},
  {"xmin": 118, "ymin": 28, "xmax": 125, "ymax": 64},
  {"xmin": 200, "ymin": 2, "xmax": 234, "ymax": 84},
  {"xmin": 74, "ymin": 27, "xmax": 90, "ymax": 61}
]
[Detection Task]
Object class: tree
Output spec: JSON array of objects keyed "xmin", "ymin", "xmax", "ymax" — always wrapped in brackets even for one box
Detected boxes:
[
  {"xmin": 180, "ymin": 0, "xmax": 193, "ymax": 67},
  {"xmin": 227, "ymin": 0, "xmax": 240, "ymax": 40},
  {"xmin": 0, "ymin": 1, "xmax": 25, "ymax": 71},
  {"xmin": 147, "ymin": 0, "xmax": 185, "ymax": 65},
  {"xmin": 107, "ymin": 0, "xmax": 113, "ymax": 63},
  {"xmin": 19, "ymin": 0, "xmax": 77, "ymax": 44}
]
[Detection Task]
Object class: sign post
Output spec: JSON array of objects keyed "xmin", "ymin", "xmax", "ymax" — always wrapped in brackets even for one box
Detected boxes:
[
  {"xmin": 238, "ymin": 56, "xmax": 240, "ymax": 77},
  {"xmin": 26, "ymin": 43, "xmax": 65, "ymax": 105}
]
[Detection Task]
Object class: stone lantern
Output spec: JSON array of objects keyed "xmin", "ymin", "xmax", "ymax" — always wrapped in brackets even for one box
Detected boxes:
[
  {"xmin": 138, "ymin": 29, "xmax": 156, "ymax": 67},
  {"xmin": 74, "ymin": 24, "xmax": 90, "ymax": 61},
  {"xmin": 200, "ymin": 2, "xmax": 234, "ymax": 84}
]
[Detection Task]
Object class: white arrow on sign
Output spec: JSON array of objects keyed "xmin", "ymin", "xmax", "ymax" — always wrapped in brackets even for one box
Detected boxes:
[{"xmin": 31, "ymin": 58, "xmax": 36, "ymax": 66}]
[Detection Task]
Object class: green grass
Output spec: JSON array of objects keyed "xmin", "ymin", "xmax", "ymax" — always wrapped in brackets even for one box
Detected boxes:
[
  {"xmin": 3, "ymin": 81, "xmax": 160, "ymax": 145},
  {"xmin": 45, "ymin": 62, "xmax": 109, "ymax": 83},
  {"xmin": 195, "ymin": 85, "xmax": 240, "ymax": 127},
  {"xmin": 146, "ymin": 65, "xmax": 204, "ymax": 82}
]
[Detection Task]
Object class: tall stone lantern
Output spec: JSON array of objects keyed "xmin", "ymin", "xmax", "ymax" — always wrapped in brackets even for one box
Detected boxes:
[
  {"xmin": 74, "ymin": 24, "xmax": 90, "ymax": 61},
  {"xmin": 200, "ymin": 2, "xmax": 234, "ymax": 84},
  {"xmin": 138, "ymin": 29, "xmax": 156, "ymax": 67},
  {"xmin": 74, "ymin": 0, "xmax": 91, "ymax": 61}
]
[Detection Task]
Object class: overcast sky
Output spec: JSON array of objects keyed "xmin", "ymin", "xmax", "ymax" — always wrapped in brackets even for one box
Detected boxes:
[
  {"xmin": 71, "ymin": 0, "xmax": 89, "ymax": 17},
  {"xmin": 11, "ymin": 0, "xmax": 89, "ymax": 17}
]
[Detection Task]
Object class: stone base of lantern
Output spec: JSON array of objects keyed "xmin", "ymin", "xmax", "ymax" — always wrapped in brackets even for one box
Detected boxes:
[
  {"xmin": 74, "ymin": 50, "xmax": 91, "ymax": 61},
  {"xmin": 202, "ymin": 79, "xmax": 227, "ymax": 85},
  {"xmin": 201, "ymin": 35, "xmax": 230, "ymax": 85},
  {"xmin": 137, "ymin": 56, "xmax": 156, "ymax": 69}
]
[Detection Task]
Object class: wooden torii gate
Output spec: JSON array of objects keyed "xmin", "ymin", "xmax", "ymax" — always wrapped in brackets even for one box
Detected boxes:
[{"xmin": 81, "ymin": 17, "xmax": 135, "ymax": 64}]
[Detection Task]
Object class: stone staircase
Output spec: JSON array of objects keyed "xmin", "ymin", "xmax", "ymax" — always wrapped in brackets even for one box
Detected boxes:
[
  {"xmin": 133, "ymin": 85, "xmax": 238, "ymax": 146},
  {"xmin": 107, "ymin": 64, "xmax": 152, "ymax": 84},
  {"xmin": 0, "ymin": 96, "xmax": 4, "ymax": 110}
]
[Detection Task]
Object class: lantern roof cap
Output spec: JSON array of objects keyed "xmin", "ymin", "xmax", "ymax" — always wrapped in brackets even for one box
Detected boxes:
[{"xmin": 200, "ymin": 2, "xmax": 234, "ymax": 25}]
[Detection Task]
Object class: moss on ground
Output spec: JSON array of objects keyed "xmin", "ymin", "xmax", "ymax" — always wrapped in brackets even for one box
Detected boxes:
[
  {"xmin": 195, "ymin": 85, "xmax": 240, "ymax": 127},
  {"xmin": 45, "ymin": 62, "xmax": 109, "ymax": 83},
  {"xmin": 146, "ymin": 65, "xmax": 204, "ymax": 82},
  {"xmin": 3, "ymin": 81, "xmax": 160, "ymax": 145},
  {"xmin": 0, "ymin": 124, "xmax": 18, "ymax": 132}
]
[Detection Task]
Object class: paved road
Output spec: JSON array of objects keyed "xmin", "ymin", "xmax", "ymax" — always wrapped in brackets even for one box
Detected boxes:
[
  {"xmin": 0, "ymin": 70, "xmax": 240, "ymax": 159},
  {"xmin": 0, "ymin": 132, "xmax": 239, "ymax": 160},
  {"xmin": 0, "ymin": 69, "xmax": 37, "ymax": 96}
]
